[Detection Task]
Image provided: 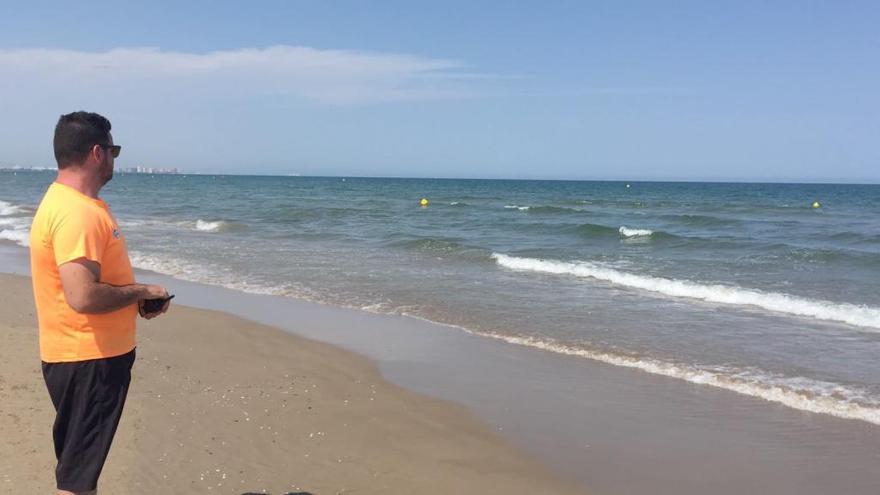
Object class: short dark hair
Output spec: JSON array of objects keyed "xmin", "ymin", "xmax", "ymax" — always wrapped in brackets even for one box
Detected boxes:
[{"xmin": 53, "ymin": 111, "xmax": 112, "ymax": 169}]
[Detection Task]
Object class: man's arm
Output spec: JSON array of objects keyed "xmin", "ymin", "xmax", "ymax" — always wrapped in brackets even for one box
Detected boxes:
[{"xmin": 58, "ymin": 258, "xmax": 168, "ymax": 314}]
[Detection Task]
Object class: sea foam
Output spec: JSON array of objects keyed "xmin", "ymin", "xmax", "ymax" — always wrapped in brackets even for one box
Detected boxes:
[
  {"xmin": 619, "ymin": 226, "xmax": 654, "ymax": 237},
  {"xmin": 0, "ymin": 229, "xmax": 29, "ymax": 246},
  {"xmin": 478, "ymin": 332, "xmax": 880, "ymax": 425},
  {"xmin": 491, "ymin": 253, "xmax": 880, "ymax": 329},
  {"xmin": 190, "ymin": 219, "xmax": 248, "ymax": 233},
  {"xmin": 0, "ymin": 200, "xmax": 25, "ymax": 216},
  {"xmin": 0, "ymin": 214, "xmax": 31, "ymax": 247},
  {"xmin": 195, "ymin": 219, "xmax": 225, "ymax": 232},
  {"xmin": 129, "ymin": 251, "xmax": 293, "ymax": 297}
]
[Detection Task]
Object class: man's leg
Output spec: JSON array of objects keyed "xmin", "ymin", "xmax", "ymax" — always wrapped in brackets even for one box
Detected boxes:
[
  {"xmin": 42, "ymin": 350, "xmax": 135, "ymax": 493},
  {"xmin": 58, "ymin": 490, "xmax": 96, "ymax": 495}
]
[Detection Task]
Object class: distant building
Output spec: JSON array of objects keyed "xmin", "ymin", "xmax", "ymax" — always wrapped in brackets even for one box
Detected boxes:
[
  {"xmin": 0, "ymin": 165, "xmax": 55, "ymax": 172},
  {"xmin": 124, "ymin": 166, "xmax": 179, "ymax": 174}
]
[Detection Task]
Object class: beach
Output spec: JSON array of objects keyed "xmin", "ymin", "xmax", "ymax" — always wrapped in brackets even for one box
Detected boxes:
[{"xmin": 0, "ymin": 273, "xmax": 584, "ymax": 494}]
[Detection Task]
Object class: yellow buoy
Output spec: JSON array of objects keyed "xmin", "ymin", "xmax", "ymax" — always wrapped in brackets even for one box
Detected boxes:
[
  {"xmin": 420, "ymin": 198, "xmax": 429, "ymax": 207},
  {"xmin": 812, "ymin": 201, "xmax": 821, "ymax": 209}
]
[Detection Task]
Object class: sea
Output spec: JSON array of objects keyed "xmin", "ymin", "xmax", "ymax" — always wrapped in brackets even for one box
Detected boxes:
[{"xmin": 2, "ymin": 171, "xmax": 879, "ymax": 426}]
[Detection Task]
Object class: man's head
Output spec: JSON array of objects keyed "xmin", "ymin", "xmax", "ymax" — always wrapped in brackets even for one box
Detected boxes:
[{"xmin": 53, "ymin": 111, "xmax": 120, "ymax": 185}]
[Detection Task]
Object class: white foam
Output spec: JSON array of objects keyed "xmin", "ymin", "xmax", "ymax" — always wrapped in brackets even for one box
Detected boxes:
[
  {"xmin": 619, "ymin": 226, "xmax": 654, "ymax": 237},
  {"xmin": 0, "ymin": 229, "xmax": 29, "ymax": 246},
  {"xmin": 385, "ymin": 306, "xmax": 880, "ymax": 425},
  {"xmin": 118, "ymin": 219, "xmax": 148, "ymax": 228},
  {"xmin": 128, "ymin": 251, "xmax": 308, "ymax": 299},
  {"xmin": 0, "ymin": 217, "xmax": 27, "ymax": 227},
  {"xmin": 195, "ymin": 219, "xmax": 225, "ymax": 232},
  {"xmin": 504, "ymin": 205, "xmax": 530, "ymax": 211},
  {"xmin": 491, "ymin": 253, "xmax": 880, "ymax": 330},
  {"xmin": 480, "ymin": 333, "xmax": 880, "ymax": 425},
  {"xmin": 0, "ymin": 214, "xmax": 31, "ymax": 247},
  {"xmin": 0, "ymin": 200, "xmax": 25, "ymax": 216}
]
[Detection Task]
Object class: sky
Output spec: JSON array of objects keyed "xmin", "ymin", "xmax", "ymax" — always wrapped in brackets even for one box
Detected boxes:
[{"xmin": 0, "ymin": 1, "xmax": 878, "ymax": 182}]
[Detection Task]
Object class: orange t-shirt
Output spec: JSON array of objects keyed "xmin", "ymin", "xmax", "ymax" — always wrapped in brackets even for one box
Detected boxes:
[{"xmin": 29, "ymin": 182, "xmax": 137, "ymax": 362}]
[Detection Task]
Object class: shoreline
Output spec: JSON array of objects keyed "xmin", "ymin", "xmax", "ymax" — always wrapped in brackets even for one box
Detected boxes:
[
  {"xmin": 0, "ymin": 273, "xmax": 584, "ymax": 494},
  {"xmin": 4, "ymin": 245, "xmax": 880, "ymax": 494}
]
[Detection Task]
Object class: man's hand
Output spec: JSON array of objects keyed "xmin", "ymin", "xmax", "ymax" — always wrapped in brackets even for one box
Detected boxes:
[{"xmin": 138, "ymin": 285, "xmax": 172, "ymax": 320}]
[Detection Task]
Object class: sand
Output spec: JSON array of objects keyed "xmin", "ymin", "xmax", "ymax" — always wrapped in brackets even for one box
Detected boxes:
[{"xmin": 0, "ymin": 273, "xmax": 584, "ymax": 494}]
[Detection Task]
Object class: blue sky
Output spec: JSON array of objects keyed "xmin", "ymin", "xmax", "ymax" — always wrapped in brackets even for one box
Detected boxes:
[{"xmin": 0, "ymin": 1, "xmax": 878, "ymax": 181}]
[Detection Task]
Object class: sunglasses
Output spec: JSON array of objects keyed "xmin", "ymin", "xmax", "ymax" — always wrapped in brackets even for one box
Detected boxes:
[{"xmin": 98, "ymin": 144, "xmax": 122, "ymax": 158}]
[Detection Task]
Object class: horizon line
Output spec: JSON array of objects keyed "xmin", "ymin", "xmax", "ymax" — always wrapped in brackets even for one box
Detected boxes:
[{"xmin": 2, "ymin": 167, "xmax": 878, "ymax": 185}]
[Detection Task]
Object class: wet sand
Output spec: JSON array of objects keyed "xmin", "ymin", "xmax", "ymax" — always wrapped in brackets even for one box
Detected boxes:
[{"xmin": 0, "ymin": 273, "xmax": 584, "ymax": 494}]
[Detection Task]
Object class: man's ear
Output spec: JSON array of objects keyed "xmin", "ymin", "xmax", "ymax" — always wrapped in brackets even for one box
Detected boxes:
[{"xmin": 88, "ymin": 144, "xmax": 103, "ymax": 165}]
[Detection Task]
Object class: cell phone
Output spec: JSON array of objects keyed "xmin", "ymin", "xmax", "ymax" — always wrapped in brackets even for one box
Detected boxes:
[{"xmin": 143, "ymin": 294, "xmax": 175, "ymax": 313}]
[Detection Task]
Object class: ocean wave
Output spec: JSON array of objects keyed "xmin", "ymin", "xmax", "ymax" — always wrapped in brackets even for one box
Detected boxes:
[
  {"xmin": 386, "ymin": 236, "xmax": 493, "ymax": 261},
  {"xmin": 359, "ymin": 301, "xmax": 430, "ymax": 316},
  {"xmin": 116, "ymin": 218, "xmax": 246, "ymax": 234},
  {"xmin": 777, "ymin": 245, "xmax": 880, "ymax": 265},
  {"xmin": 0, "ymin": 199, "xmax": 29, "ymax": 216},
  {"xmin": 476, "ymin": 333, "xmax": 880, "ymax": 426},
  {"xmin": 187, "ymin": 219, "xmax": 247, "ymax": 233},
  {"xmin": 0, "ymin": 200, "xmax": 18, "ymax": 216},
  {"xmin": 826, "ymin": 231, "xmax": 880, "ymax": 249},
  {"xmin": 504, "ymin": 205, "xmax": 581, "ymax": 214},
  {"xmin": 618, "ymin": 226, "xmax": 654, "ymax": 238},
  {"xmin": 491, "ymin": 253, "xmax": 880, "ymax": 329},
  {"xmin": 570, "ymin": 223, "xmax": 619, "ymax": 237},
  {"xmin": 571, "ymin": 223, "xmax": 677, "ymax": 242},
  {"xmin": 529, "ymin": 205, "xmax": 581, "ymax": 214},
  {"xmin": 379, "ymin": 303, "xmax": 880, "ymax": 425},
  {"xmin": 388, "ymin": 237, "xmax": 466, "ymax": 252},
  {"xmin": 0, "ymin": 229, "xmax": 29, "ymax": 246},
  {"xmin": 117, "ymin": 219, "xmax": 151, "ymax": 228},
  {"xmin": 128, "ymin": 251, "xmax": 309, "ymax": 298},
  {"xmin": 0, "ymin": 216, "xmax": 29, "ymax": 227},
  {"xmin": 661, "ymin": 213, "xmax": 742, "ymax": 227},
  {"xmin": 0, "ymin": 215, "xmax": 31, "ymax": 247},
  {"xmin": 277, "ymin": 206, "xmax": 361, "ymax": 222},
  {"xmin": 195, "ymin": 219, "xmax": 225, "ymax": 232}
]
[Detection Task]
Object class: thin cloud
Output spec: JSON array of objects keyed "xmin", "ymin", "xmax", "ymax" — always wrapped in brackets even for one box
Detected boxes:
[
  {"xmin": 512, "ymin": 86, "xmax": 688, "ymax": 98},
  {"xmin": 0, "ymin": 45, "xmax": 496, "ymax": 104},
  {"xmin": 573, "ymin": 86, "xmax": 687, "ymax": 95}
]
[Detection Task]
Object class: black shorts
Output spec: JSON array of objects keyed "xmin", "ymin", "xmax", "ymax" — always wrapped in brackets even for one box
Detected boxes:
[{"xmin": 42, "ymin": 348, "xmax": 136, "ymax": 492}]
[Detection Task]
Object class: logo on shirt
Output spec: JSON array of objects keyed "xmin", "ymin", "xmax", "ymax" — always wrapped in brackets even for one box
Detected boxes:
[{"xmin": 112, "ymin": 229, "xmax": 120, "ymax": 239}]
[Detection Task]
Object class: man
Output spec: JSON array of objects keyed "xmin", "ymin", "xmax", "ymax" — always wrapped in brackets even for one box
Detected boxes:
[{"xmin": 29, "ymin": 111, "xmax": 172, "ymax": 495}]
